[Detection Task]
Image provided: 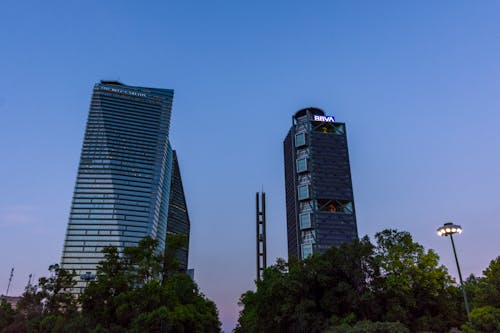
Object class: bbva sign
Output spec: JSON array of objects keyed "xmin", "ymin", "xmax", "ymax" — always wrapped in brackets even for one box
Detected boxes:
[{"xmin": 313, "ymin": 115, "xmax": 335, "ymax": 123}]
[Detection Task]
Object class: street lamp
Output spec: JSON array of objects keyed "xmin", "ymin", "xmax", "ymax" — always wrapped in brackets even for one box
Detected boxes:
[{"xmin": 437, "ymin": 222, "xmax": 471, "ymax": 320}]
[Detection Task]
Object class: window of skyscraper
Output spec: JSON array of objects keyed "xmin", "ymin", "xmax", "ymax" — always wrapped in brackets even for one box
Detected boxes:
[
  {"xmin": 301, "ymin": 243, "xmax": 313, "ymax": 258},
  {"xmin": 297, "ymin": 185, "xmax": 310, "ymax": 200},
  {"xmin": 296, "ymin": 158, "xmax": 308, "ymax": 173},
  {"xmin": 343, "ymin": 201, "xmax": 353, "ymax": 214},
  {"xmin": 311, "ymin": 122, "xmax": 345, "ymax": 135},
  {"xmin": 299, "ymin": 212, "xmax": 311, "ymax": 229},
  {"xmin": 302, "ymin": 230, "xmax": 315, "ymax": 243},
  {"xmin": 317, "ymin": 199, "xmax": 353, "ymax": 214},
  {"xmin": 294, "ymin": 133, "xmax": 306, "ymax": 147}
]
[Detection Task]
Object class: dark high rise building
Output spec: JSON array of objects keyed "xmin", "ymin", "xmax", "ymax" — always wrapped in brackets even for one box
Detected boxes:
[
  {"xmin": 61, "ymin": 81, "xmax": 190, "ymax": 292},
  {"xmin": 284, "ymin": 107, "xmax": 358, "ymax": 260},
  {"xmin": 166, "ymin": 151, "xmax": 190, "ymax": 270}
]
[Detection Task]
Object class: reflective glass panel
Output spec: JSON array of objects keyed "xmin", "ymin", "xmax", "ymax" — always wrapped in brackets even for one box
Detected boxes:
[
  {"xmin": 298, "ymin": 185, "xmax": 309, "ymax": 200},
  {"xmin": 295, "ymin": 133, "xmax": 306, "ymax": 147},
  {"xmin": 301, "ymin": 243, "xmax": 313, "ymax": 259},
  {"xmin": 299, "ymin": 213, "xmax": 311, "ymax": 229},
  {"xmin": 296, "ymin": 158, "xmax": 308, "ymax": 173}
]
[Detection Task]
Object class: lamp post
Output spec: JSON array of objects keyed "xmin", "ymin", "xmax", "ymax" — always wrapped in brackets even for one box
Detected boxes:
[{"xmin": 437, "ymin": 222, "xmax": 471, "ymax": 320}]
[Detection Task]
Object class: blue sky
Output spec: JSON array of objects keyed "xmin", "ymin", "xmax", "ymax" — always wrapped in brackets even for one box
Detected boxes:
[{"xmin": 1, "ymin": 1, "xmax": 500, "ymax": 331}]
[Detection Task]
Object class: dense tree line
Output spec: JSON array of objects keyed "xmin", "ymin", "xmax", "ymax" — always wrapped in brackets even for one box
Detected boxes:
[
  {"xmin": 0, "ymin": 235, "xmax": 221, "ymax": 333},
  {"xmin": 235, "ymin": 229, "xmax": 500, "ymax": 333}
]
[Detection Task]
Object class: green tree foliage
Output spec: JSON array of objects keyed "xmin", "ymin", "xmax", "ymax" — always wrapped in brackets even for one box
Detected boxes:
[
  {"xmin": 80, "ymin": 245, "xmax": 129, "ymax": 327},
  {"xmin": 1, "ymin": 264, "xmax": 80, "ymax": 333},
  {"xmin": 464, "ymin": 274, "xmax": 481, "ymax": 309},
  {"xmin": 474, "ymin": 256, "xmax": 500, "ymax": 308},
  {"xmin": 326, "ymin": 320, "xmax": 409, "ymax": 333},
  {"xmin": 162, "ymin": 233, "xmax": 188, "ymax": 283},
  {"xmin": 80, "ymin": 235, "xmax": 221, "ymax": 332},
  {"xmin": 235, "ymin": 229, "xmax": 467, "ymax": 333},
  {"xmin": 373, "ymin": 230, "xmax": 463, "ymax": 331},
  {"xmin": 0, "ymin": 299, "xmax": 17, "ymax": 332},
  {"xmin": 123, "ymin": 236, "xmax": 163, "ymax": 285},
  {"xmin": 461, "ymin": 306, "xmax": 500, "ymax": 333},
  {"xmin": 37, "ymin": 264, "xmax": 77, "ymax": 316},
  {"xmin": 15, "ymin": 284, "xmax": 42, "ymax": 320},
  {"xmin": 236, "ymin": 237, "xmax": 379, "ymax": 333},
  {"xmin": 2, "ymin": 235, "xmax": 220, "ymax": 333},
  {"xmin": 461, "ymin": 257, "xmax": 500, "ymax": 333}
]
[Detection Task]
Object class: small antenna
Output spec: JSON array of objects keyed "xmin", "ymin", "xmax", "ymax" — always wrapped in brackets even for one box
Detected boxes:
[{"xmin": 6, "ymin": 268, "xmax": 14, "ymax": 296}]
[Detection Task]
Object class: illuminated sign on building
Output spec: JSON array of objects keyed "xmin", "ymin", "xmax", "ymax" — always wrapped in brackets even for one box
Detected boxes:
[
  {"xmin": 313, "ymin": 114, "xmax": 335, "ymax": 123},
  {"xmin": 99, "ymin": 86, "xmax": 147, "ymax": 98}
]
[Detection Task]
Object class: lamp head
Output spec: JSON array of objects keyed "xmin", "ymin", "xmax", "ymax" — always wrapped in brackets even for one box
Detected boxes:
[{"xmin": 437, "ymin": 222, "xmax": 463, "ymax": 237}]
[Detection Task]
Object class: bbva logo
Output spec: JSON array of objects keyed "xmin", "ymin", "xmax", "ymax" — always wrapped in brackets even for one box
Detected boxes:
[{"xmin": 313, "ymin": 115, "xmax": 335, "ymax": 123}]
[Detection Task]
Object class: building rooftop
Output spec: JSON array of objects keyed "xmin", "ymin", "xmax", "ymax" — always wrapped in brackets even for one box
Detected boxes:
[
  {"xmin": 294, "ymin": 107, "xmax": 325, "ymax": 120},
  {"xmin": 100, "ymin": 80, "xmax": 124, "ymax": 86}
]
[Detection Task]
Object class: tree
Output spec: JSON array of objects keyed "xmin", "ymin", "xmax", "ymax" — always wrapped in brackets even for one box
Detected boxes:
[
  {"xmin": 461, "ymin": 257, "xmax": 500, "ymax": 332},
  {"xmin": 373, "ymin": 229, "xmax": 463, "ymax": 332},
  {"xmin": 464, "ymin": 274, "xmax": 481, "ymax": 309},
  {"xmin": 6, "ymin": 265, "xmax": 85, "ymax": 333},
  {"xmin": 234, "ymin": 291, "xmax": 258, "ymax": 333},
  {"xmin": 475, "ymin": 256, "xmax": 500, "ymax": 308},
  {"xmin": 80, "ymin": 245, "xmax": 129, "ymax": 328},
  {"xmin": 80, "ymin": 236, "xmax": 221, "ymax": 332},
  {"xmin": 461, "ymin": 306, "xmax": 500, "ymax": 333},
  {"xmin": 326, "ymin": 320, "xmax": 409, "ymax": 333},
  {"xmin": 124, "ymin": 237, "xmax": 163, "ymax": 286},
  {"xmin": 235, "ymin": 229, "xmax": 467, "ymax": 333},
  {"xmin": 162, "ymin": 233, "xmax": 188, "ymax": 283},
  {"xmin": 37, "ymin": 264, "xmax": 77, "ymax": 316},
  {"xmin": 0, "ymin": 299, "xmax": 17, "ymax": 332},
  {"xmin": 235, "ymin": 237, "xmax": 379, "ymax": 333},
  {"xmin": 3, "ymin": 236, "xmax": 220, "ymax": 333}
]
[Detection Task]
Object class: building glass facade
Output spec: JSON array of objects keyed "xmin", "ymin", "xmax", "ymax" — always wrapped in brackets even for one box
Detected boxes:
[
  {"xmin": 61, "ymin": 81, "xmax": 189, "ymax": 292},
  {"xmin": 166, "ymin": 151, "xmax": 190, "ymax": 271},
  {"xmin": 284, "ymin": 107, "xmax": 358, "ymax": 260}
]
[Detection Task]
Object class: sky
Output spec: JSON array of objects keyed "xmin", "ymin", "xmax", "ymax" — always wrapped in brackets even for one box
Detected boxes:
[{"xmin": 1, "ymin": 1, "xmax": 500, "ymax": 331}]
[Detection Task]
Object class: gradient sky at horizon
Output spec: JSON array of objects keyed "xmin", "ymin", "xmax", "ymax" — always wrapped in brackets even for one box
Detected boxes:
[{"xmin": 1, "ymin": 1, "xmax": 500, "ymax": 331}]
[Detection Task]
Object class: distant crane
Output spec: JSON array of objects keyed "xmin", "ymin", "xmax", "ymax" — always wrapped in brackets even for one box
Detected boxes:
[
  {"xmin": 25, "ymin": 273, "xmax": 33, "ymax": 290},
  {"xmin": 5, "ymin": 267, "xmax": 14, "ymax": 296}
]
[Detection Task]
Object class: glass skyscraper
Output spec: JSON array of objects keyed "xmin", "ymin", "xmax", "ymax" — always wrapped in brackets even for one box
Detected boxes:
[
  {"xmin": 61, "ymin": 81, "xmax": 190, "ymax": 292},
  {"xmin": 284, "ymin": 107, "xmax": 358, "ymax": 260}
]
